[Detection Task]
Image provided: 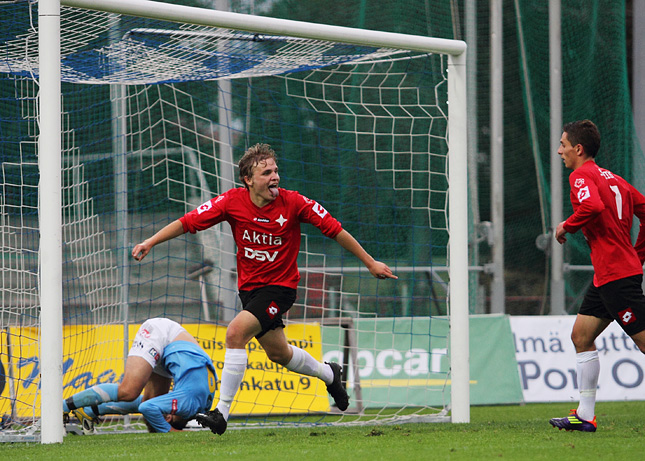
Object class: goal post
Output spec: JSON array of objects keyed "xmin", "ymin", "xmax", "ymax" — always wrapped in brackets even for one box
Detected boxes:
[
  {"xmin": 447, "ymin": 50, "xmax": 469, "ymax": 425},
  {"xmin": 39, "ymin": 0, "xmax": 64, "ymax": 444},
  {"xmin": 2, "ymin": 0, "xmax": 468, "ymax": 443}
]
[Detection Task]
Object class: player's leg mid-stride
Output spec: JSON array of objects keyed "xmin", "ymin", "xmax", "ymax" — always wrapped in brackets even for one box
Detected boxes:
[
  {"xmin": 549, "ymin": 410, "xmax": 597, "ymax": 432},
  {"xmin": 196, "ymin": 361, "xmax": 349, "ymax": 435}
]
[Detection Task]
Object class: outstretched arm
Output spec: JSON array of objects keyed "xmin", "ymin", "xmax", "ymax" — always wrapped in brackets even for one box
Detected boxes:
[
  {"xmin": 132, "ymin": 219, "xmax": 185, "ymax": 261},
  {"xmin": 333, "ymin": 229, "xmax": 397, "ymax": 279}
]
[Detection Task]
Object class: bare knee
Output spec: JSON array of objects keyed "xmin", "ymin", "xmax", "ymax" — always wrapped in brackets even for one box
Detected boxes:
[
  {"xmin": 225, "ymin": 324, "xmax": 251, "ymax": 349},
  {"xmin": 256, "ymin": 327, "xmax": 292, "ymax": 365},
  {"xmin": 571, "ymin": 330, "xmax": 596, "ymax": 353},
  {"xmin": 265, "ymin": 347, "xmax": 291, "ymax": 365},
  {"xmin": 225, "ymin": 312, "xmax": 261, "ymax": 349}
]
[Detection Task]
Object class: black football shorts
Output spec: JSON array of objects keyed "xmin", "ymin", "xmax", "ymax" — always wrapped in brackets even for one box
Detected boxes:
[
  {"xmin": 238, "ymin": 285, "xmax": 297, "ymax": 339},
  {"xmin": 579, "ymin": 274, "xmax": 645, "ymax": 336}
]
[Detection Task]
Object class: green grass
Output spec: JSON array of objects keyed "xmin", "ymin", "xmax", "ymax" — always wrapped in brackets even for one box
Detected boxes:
[{"xmin": 2, "ymin": 402, "xmax": 644, "ymax": 460}]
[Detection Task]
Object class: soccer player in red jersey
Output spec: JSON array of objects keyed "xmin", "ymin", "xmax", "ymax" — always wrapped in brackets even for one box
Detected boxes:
[
  {"xmin": 132, "ymin": 143, "xmax": 396, "ymax": 434},
  {"xmin": 549, "ymin": 120, "xmax": 645, "ymax": 432}
]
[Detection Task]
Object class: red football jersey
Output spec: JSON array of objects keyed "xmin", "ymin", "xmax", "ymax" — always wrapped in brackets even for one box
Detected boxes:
[
  {"xmin": 180, "ymin": 187, "xmax": 343, "ymax": 291},
  {"xmin": 564, "ymin": 160, "xmax": 645, "ymax": 286}
]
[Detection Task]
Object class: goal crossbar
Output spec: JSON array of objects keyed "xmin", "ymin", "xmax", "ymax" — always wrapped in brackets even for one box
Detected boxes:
[{"xmin": 62, "ymin": 0, "xmax": 466, "ymax": 56}]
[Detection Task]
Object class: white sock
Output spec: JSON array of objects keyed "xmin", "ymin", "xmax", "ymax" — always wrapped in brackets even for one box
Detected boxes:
[
  {"xmin": 216, "ymin": 348, "xmax": 248, "ymax": 420},
  {"xmin": 285, "ymin": 345, "xmax": 334, "ymax": 384},
  {"xmin": 576, "ymin": 350, "xmax": 599, "ymax": 422}
]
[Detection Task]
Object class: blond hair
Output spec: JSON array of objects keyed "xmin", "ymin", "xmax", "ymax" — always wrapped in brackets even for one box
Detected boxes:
[{"xmin": 238, "ymin": 143, "xmax": 277, "ymax": 188}]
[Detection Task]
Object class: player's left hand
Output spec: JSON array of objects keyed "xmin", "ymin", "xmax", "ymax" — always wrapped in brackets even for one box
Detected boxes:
[
  {"xmin": 555, "ymin": 221, "xmax": 567, "ymax": 244},
  {"xmin": 369, "ymin": 261, "xmax": 398, "ymax": 279},
  {"xmin": 132, "ymin": 241, "xmax": 153, "ymax": 261}
]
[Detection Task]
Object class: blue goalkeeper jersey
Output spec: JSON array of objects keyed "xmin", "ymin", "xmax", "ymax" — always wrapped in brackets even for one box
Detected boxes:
[{"xmin": 138, "ymin": 340, "xmax": 216, "ymax": 432}]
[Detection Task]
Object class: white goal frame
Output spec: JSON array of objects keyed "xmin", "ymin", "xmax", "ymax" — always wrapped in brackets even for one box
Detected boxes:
[{"xmin": 38, "ymin": 0, "xmax": 468, "ymax": 443}]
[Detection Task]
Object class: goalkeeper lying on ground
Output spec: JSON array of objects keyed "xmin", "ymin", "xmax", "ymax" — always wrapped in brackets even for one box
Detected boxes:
[
  {"xmin": 63, "ymin": 318, "xmax": 217, "ymax": 433},
  {"xmin": 67, "ymin": 396, "xmax": 198, "ymax": 434}
]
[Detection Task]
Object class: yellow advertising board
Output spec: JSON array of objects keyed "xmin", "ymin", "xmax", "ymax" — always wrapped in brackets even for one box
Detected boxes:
[{"xmin": 0, "ymin": 322, "xmax": 328, "ymax": 418}]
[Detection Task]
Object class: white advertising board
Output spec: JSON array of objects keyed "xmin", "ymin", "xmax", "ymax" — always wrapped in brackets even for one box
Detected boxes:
[{"xmin": 510, "ymin": 316, "xmax": 645, "ymax": 402}]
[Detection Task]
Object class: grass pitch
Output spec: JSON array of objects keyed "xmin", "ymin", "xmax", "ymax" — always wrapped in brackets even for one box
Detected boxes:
[{"xmin": 1, "ymin": 401, "xmax": 643, "ymax": 460}]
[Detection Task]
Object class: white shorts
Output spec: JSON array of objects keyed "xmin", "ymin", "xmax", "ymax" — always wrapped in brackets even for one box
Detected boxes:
[{"xmin": 128, "ymin": 318, "xmax": 187, "ymax": 376}]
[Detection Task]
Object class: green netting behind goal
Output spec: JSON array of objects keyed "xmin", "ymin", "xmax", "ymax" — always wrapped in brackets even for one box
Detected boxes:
[{"xmin": 486, "ymin": 1, "xmax": 640, "ymax": 314}]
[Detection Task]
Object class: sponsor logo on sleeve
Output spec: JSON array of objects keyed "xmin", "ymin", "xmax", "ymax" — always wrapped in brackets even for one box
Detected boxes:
[
  {"xmin": 197, "ymin": 200, "xmax": 213, "ymax": 214},
  {"xmin": 574, "ymin": 178, "xmax": 585, "ymax": 188},
  {"xmin": 577, "ymin": 185, "xmax": 590, "ymax": 203},
  {"xmin": 148, "ymin": 348, "xmax": 160, "ymax": 362},
  {"xmin": 312, "ymin": 202, "xmax": 328, "ymax": 219}
]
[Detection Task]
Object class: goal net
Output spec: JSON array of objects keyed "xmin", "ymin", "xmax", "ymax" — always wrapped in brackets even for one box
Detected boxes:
[{"xmin": 0, "ymin": 0, "xmax": 468, "ymax": 441}]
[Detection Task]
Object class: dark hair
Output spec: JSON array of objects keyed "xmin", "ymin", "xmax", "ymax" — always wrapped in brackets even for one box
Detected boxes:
[
  {"xmin": 238, "ymin": 143, "xmax": 277, "ymax": 188},
  {"xmin": 169, "ymin": 418, "xmax": 188, "ymax": 431},
  {"xmin": 562, "ymin": 119, "xmax": 601, "ymax": 158},
  {"xmin": 143, "ymin": 416, "xmax": 188, "ymax": 432}
]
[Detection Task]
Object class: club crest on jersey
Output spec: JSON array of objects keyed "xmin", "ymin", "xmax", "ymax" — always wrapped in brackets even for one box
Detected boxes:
[
  {"xmin": 276, "ymin": 214, "xmax": 288, "ymax": 226},
  {"xmin": 577, "ymin": 185, "xmax": 590, "ymax": 202},
  {"xmin": 197, "ymin": 200, "xmax": 212, "ymax": 214},
  {"xmin": 574, "ymin": 178, "xmax": 585, "ymax": 188},
  {"xmin": 266, "ymin": 301, "xmax": 280, "ymax": 319},
  {"xmin": 618, "ymin": 308, "xmax": 637, "ymax": 326}
]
